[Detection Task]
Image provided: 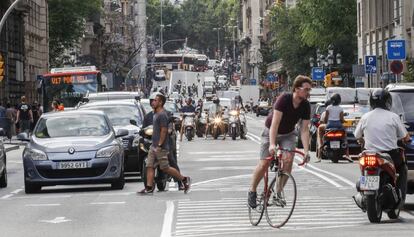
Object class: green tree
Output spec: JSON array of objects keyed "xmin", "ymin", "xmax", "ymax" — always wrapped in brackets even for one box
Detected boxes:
[
  {"xmin": 403, "ymin": 58, "xmax": 414, "ymax": 82},
  {"xmin": 48, "ymin": 0, "xmax": 101, "ymax": 67},
  {"xmin": 296, "ymin": 0, "xmax": 357, "ymax": 65},
  {"xmin": 269, "ymin": 5, "xmax": 314, "ymax": 78}
]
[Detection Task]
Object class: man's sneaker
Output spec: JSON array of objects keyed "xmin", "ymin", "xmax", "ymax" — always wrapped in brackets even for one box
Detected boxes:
[
  {"xmin": 273, "ymin": 192, "xmax": 286, "ymax": 207},
  {"xmin": 183, "ymin": 177, "xmax": 191, "ymax": 194},
  {"xmin": 138, "ymin": 187, "xmax": 154, "ymax": 195},
  {"xmin": 248, "ymin": 191, "xmax": 257, "ymax": 208}
]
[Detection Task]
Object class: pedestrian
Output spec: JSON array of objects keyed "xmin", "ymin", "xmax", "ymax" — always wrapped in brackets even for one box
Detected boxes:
[
  {"xmin": 51, "ymin": 101, "xmax": 59, "ymax": 112},
  {"xmin": 138, "ymin": 92, "xmax": 191, "ymax": 195},
  {"xmin": 248, "ymin": 75, "xmax": 312, "ymax": 208},
  {"xmin": 5, "ymin": 102, "xmax": 16, "ymax": 140},
  {"xmin": 31, "ymin": 101, "xmax": 41, "ymax": 131},
  {"xmin": 16, "ymin": 96, "xmax": 33, "ymax": 134}
]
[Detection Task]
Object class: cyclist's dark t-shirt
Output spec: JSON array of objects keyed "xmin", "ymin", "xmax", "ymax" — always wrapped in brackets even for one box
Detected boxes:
[{"xmin": 265, "ymin": 93, "xmax": 310, "ymax": 134}]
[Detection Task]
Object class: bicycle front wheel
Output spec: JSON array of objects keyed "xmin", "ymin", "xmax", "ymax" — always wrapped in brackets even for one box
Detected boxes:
[
  {"xmin": 248, "ymin": 176, "xmax": 266, "ymax": 226},
  {"xmin": 265, "ymin": 171, "xmax": 297, "ymax": 228}
]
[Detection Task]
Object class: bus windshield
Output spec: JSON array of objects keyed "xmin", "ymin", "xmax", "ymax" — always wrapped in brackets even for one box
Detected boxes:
[{"xmin": 42, "ymin": 72, "xmax": 101, "ymax": 111}]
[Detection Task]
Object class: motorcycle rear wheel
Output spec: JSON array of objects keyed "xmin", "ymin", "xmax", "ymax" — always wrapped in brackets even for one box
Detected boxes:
[
  {"xmin": 387, "ymin": 208, "xmax": 400, "ymax": 219},
  {"xmin": 366, "ymin": 195, "xmax": 382, "ymax": 223},
  {"xmin": 186, "ymin": 129, "xmax": 193, "ymax": 141}
]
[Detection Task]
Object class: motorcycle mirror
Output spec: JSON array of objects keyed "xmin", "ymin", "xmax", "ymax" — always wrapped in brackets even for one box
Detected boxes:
[
  {"xmin": 343, "ymin": 112, "xmax": 349, "ymax": 117},
  {"xmin": 130, "ymin": 119, "xmax": 137, "ymax": 126}
]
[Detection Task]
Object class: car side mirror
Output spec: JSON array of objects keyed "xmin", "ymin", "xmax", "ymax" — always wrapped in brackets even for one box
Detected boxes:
[
  {"xmin": 115, "ymin": 129, "xmax": 129, "ymax": 138},
  {"xmin": 17, "ymin": 132, "xmax": 30, "ymax": 141},
  {"xmin": 130, "ymin": 120, "xmax": 137, "ymax": 126}
]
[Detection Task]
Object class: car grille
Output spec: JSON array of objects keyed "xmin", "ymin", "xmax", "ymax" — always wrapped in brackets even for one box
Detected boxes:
[{"xmin": 38, "ymin": 167, "xmax": 106, "ymax": 179}]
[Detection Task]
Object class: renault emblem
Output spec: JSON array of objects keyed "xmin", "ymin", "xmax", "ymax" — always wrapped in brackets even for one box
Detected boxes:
[{"xmin": 68, "ymin": 147, "xmax": 75, "ymax": 154}]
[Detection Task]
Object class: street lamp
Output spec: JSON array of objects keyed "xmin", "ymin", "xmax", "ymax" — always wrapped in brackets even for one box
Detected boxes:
[
  {"xmin": 309, "ymin": 45, "xmax": 343, "ymax": 86},
  {"xmin": 213, "ymin": 27, "xmax": 222, "ymax": 59}
]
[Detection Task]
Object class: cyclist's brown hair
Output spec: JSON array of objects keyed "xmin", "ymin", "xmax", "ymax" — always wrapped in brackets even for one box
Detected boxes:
[{"xmin": 292, "ymin": 75, "xmax": 312, "ymax": 92}]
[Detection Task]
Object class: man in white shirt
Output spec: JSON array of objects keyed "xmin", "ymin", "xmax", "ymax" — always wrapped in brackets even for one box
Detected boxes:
[{"xmin": 354, "ymin": 89, "xmax": 410, "ymax": 202}]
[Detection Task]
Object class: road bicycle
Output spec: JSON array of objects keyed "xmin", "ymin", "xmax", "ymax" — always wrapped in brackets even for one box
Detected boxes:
[{"xmin": 248, "ymin": 147, "xmax": 307, "ymax": 228}]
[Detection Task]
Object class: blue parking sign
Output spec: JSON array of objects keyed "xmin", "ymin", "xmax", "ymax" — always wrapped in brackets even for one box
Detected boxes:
[
  {"xmin": 365, "ymin": 56, "xmax": 377, "ymax": 74},
  {"xmin": 387, "ymin": 40, "xmax": 406, "ymax": 60},
  {"xmin": 311, "ymin": 67, "xmax": 325, "ymax": 81}
]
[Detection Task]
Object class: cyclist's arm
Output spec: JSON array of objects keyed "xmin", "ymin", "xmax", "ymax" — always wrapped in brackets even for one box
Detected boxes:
[
  {"xmin": 301, "ymin": 119, "xmax": 310, "ymax": 155},
  {"xmin": 269, "ymin": 110, "xmax": 283, "ymax": 148}
]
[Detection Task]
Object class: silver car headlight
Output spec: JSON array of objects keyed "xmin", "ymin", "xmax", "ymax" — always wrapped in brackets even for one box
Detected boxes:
[
  {"xmin": 24, "ymin": 148, "xmax": 48, "ymax": 161},
  {"xmin": 96, "ymin": 146, "xmax": 119, "ymax": 158}
]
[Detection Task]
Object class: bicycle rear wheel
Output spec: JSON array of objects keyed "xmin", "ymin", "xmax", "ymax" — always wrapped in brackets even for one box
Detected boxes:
[
  {"xmin": 265, "ymin": 171, "xmax": 297, "ymax": 228},
  {"xmin": 248, "ymin": 176, "xmax": 266, "ymax": 226}
]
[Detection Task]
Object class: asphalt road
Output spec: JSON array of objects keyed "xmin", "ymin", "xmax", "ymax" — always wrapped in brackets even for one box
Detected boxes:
[{"xmin": 1, "ymin": 104, "xmax": 414, "ymax": 237}]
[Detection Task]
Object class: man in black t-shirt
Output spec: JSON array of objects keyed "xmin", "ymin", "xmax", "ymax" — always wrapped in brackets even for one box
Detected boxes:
[
  {"xmin": 248, "ymin": 76, "xmax": 312, "ymax": 209},
  {"xmin": 16, "ymin": 96, "xmax": 33, "ymax": 133}
]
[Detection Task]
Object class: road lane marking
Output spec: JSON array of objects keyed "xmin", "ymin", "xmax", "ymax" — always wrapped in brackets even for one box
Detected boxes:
[
  {"xmin": 26, "ymin": 204, "xmax": 61, "ymax": 207},
  {"xmin": 11, "ymin": 189, "xmax": 23, "ymax": 194},
  {"xmin": 160, "ymin": 201, "xmax": 174, "ymax": 237},
  {"xmin": 297, "ymin": 165, "xmax": 343, "ymax": 188},
  {"xmin": 305, "ymin": 163, "xmax": 355, "ymax": 187},
  {"xmin": 90, "ymin": 202, "xmax": 125, "ymax": 205},
  {"xmin": 192, "ymin": 174, "xmax": 251, "ymax": 187},
  {"xmin": 1, "ymin": 194, "xmax": 13, "ymax": 199},
  {"xmin": 247, "ymin": 132, "xmax": 261, "ymax": 141},
  {"xmin": 245, "ymin": 134, "xmax": 260, "ymax": 144},
  {"xmin": 40, "ymin": 216, "xmax": 71, "ymax": 224}
]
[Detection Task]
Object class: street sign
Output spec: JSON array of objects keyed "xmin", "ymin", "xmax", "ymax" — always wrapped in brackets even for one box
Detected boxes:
[
  {"xmin": 387, "ymin": 40, "xmax": 406, "ymax": 60},
  {"xmin": 311, "ymin": 67, "xmax": 325, "ymax": 81},
  {"xmin": 365, "ymin": 56, "xmax": 377, "ymax": 73},
  {"xmin": 250, "ymin": 79, "xmax": 256, "ymax": 85},
  {"xmin": 390, "ymin": 60, "xmax": 404, "ymax": 74}
]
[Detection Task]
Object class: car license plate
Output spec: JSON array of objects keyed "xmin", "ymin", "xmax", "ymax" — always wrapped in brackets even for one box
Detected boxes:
[
  {"xmin": 58, "ymin": 161, "xmax": 88, "ymax": 169},
  {"xmin": 330, "ymin": 141, "xmax": 340, "ymax": 149},
  {"xmin": 360, "ymin": 176, "xmax": 379, "ymax": 190}
]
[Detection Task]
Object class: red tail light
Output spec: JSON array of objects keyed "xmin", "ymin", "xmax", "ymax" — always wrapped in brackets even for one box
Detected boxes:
[
  {"xmin": 325, "ymin": 131, "xmax": 345, "ymax": 138},
  {"xmin": 359, "ymin": 155, "xmax": 378, "ymax": 167}
]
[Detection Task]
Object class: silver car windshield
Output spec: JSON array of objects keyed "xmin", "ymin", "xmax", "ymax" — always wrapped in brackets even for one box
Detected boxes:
[
  {"xmin": 35, "ymin": 115, "xmax": 110, "ymax": 138},
  {"xmin": 83, "ymin": 105, "xmax": 142, "ymax": 126}
]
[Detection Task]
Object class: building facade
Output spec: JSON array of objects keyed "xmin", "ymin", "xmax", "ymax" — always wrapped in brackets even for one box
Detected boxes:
[
  {"xmin": 0, "ymin": 0, "xmax": 48, "ymax": 105},
  {"xmin": 357, "ymin": 0, "xmax": 414, "ymax": 87}
]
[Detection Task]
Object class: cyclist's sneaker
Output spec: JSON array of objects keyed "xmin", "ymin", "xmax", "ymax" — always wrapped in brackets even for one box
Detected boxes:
[
  {"xmin": 183, "ymin": 176, "xmax": 191, "ymax": 194},
  {"xmin": 248, "ymin": 191, "xmax": 257, "ymax": 208},
  {"xmin": 273, "ymin": 192, "xmax": 286, "ymax": 207}
]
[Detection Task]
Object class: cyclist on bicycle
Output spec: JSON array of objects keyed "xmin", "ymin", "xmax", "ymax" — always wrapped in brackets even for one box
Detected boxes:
[{"xmin": 248, "ymin": 75, "xmax": 312, "ymax": 208}]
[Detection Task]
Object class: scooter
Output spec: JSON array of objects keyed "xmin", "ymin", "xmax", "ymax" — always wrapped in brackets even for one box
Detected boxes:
[
  {"xmin": 320, "ymin": 128, "xmax": 348, "ymax": 163},
  {"xmin": 353, "ymin": 149, "xmax": 406, "ymax": 223},
  {"xmin": 138, "ymin": 125, "xmax": 171, "ymax": 191},
  {"xmin": 228, "ymin": 109, "xmax": 247, "ymax": 140},
  {"xmin": 206, "ymin": 113, "xmax": 226, "ymax": 140},
  {"xmin": 181, "ymin": 112, "xmax": 196, "ymax": 141}
]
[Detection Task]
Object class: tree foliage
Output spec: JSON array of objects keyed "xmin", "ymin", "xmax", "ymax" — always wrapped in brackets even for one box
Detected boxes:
[
  {"xmin": 48, "ymin": 0, "xmax": 101, "ymax": 67},
  {"xmin": 268, "ymin": 0, "xmax": 357, "ymax": 77}
]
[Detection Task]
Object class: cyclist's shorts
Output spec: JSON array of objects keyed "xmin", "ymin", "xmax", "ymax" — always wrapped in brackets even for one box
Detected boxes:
[{"xmin": 260, "ymin": 127, "xmax": 297, "ymax": 160}]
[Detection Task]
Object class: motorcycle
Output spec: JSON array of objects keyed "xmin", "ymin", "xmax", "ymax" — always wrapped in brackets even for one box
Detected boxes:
[
  {"xmin": 228, "ymin": 109, "xmax": 247, "ymax": 140},
  {"xmin": 181, "ymin": 112, "xmax": 196, "ymax": 141},
  {"xmin": 196, "ymin": 110, "xmax": 208, "ymax": 137},
  {"xmin": 138, "ymin": 125, "xmax": 171, "ymax": 191},
  {"xmin": 207, "ymin": 113, "xmax": 226, "ymax": 140},
  {"xmin": 319, "ymin": 128, "xmax": 348, "ymax": 163},
  {"xmin": 354, "ymin": 149, "xmax": 406, "ymax": 223}
]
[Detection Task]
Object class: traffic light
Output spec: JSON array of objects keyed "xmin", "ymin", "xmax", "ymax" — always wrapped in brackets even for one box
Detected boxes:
[
  {"xmin": 324, "ymin": 73, "xmax": 332, "ymax": 87},
  {"xmin": 0, "ymin": 53, "xmax": 4, "ymax": 82}
]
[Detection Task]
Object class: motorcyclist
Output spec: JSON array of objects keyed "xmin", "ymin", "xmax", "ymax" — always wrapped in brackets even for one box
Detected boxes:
[
  {"xmin": 142, "ymin": 92, "xmax": 184, "ymax": 190},
  {"xmin": 354, "ymin": 88, "xmax": 410, "ymax": 205},
  {"xmin": 195, "ymin": 99, "xmax": 203, "ymax": 114},
  {"xmin": 180, "ymin": 97, "xmax": 196, "ymax": 113},
  {"xmin": 206, "ymin": 96, "xmax": 226, "ymax": 139}
]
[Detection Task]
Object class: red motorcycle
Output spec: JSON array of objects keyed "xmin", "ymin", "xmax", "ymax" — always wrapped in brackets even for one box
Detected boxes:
[{"xmin": 320, "ymin": 128, "xmax": 348, "ymax": 163}]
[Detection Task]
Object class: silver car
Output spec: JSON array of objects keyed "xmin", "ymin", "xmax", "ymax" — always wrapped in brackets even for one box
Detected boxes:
[{"xmin": 18, "ymin": 110, "xmax": 127, "ymax": 193}]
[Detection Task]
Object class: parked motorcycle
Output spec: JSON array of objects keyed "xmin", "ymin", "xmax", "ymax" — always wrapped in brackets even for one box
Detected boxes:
[
  {"xmin": 320, "ymin": 128, "xmax": 348, "ymax": 163},
  {"xmin": 181, "ymin": 112, "xmax": 196, "ymax": 141},
  {"xmin": 138, "ymin": 125, "xmax": 170, "ymax": 191},
  {"xmin": 354, "ymin": 149, "xmax": 406, "ymax": 223}
]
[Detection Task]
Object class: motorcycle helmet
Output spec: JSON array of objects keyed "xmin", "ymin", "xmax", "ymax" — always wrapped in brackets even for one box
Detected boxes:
[
  {"xmin": 369, "ymin": 88, "xmax": 392, "ymax": 110},
  {"xmin": 330, "ymin": 93, "xmax": 341, "ymax": 106},
  {"xmin": 213, "ymin": 96, "xmax": 220, "ymax": 104}
]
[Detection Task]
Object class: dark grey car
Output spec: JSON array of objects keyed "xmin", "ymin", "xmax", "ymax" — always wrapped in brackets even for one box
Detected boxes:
[
  {"xmin": 18, "ymin": 110, "xmax": 127, "ymax": 193},
  {"xmin": 77, "ymin": 99, "xmax": 145, "ymax": 173}
]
